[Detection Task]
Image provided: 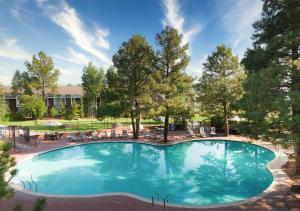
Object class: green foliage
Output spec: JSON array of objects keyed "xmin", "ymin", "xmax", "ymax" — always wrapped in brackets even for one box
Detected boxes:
[
  {"xmin": 0, "ymin": 142, "xmax": 17, "ymax": 200},
  {"xmin": 196, "ymin": 45, "xmax": 245, "ymax": 136},
  {"xmin": 56, "ymin": 101, "xmax": 66, "ymax": 117},
  {"xmin": 155, "ymin": 26, "xmax": 194, "ymax": 141},
  {"xmin": 0, "ymin": 85, "xmax": 8, "ymax": 121},
  {"xmin": 33, "ymin": 198, "xmax": 47, "ymax": 211},
  {"xmin": 19, "ymin": 95, "xmax": 47, "ymax": 120},
  {"xmin": 25, "ymin": 51, "xmax": 60, "ymax": 99},
  {"xmin": 50, "ymin": 107, "xmax": 57, "ymax": 117},
  {"xmin": 11, "ymin": 70, "xmax": 33, "ymax": 95},
  {"xmin": 13, "ymin": 204, "xmax": 23, "ymax": 211},
  {"xmin": 65, "ymin": 103, "xmax": 81, "ymax": 121},
  {"xmin": 112, "ymin": 35, "xmax": 156, "ymax": 138},
  {"xmin": 81, "ymin": 62, "xmax": 105, "ymax": 115},
  {"xmin": 239, "ymin": 0, "xmax": 300, "ymax": 172}
]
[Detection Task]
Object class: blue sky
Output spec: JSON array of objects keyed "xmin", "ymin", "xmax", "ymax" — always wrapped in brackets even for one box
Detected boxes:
[{"xmin": 0, "ymin": 0, "xmax": 263, "ymax": 85}]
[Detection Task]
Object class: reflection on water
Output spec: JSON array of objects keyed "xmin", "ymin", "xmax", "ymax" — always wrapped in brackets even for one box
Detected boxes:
[{"xmin": 14, "ymin": 140, "xmax": 275, "ymax": 206}]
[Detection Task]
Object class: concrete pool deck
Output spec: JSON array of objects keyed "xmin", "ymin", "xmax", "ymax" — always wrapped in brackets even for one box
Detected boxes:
[{"xmin": 1, "ymin": 133, "xmax": 298, "ymax": 210}]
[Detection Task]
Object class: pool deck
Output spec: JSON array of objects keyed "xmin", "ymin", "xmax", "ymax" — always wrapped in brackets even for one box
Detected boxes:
[{"xmin": 1, "ymin": 132, "xmax": 299, "ymax": 211}]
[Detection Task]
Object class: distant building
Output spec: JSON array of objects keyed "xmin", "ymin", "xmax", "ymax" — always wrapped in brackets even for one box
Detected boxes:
[{"xmin": 3, "ymin": 86, "xmax": 84, "ymax": 114}]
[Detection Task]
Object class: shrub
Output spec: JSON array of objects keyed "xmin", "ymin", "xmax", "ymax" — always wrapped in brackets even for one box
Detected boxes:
[
  {"xmin": 19, "ymin": 95, "xmax": 47, "ymax": 120},
  {"xmin": 50, "ymin": 107, "xmax": 58, "ymax": 117}
]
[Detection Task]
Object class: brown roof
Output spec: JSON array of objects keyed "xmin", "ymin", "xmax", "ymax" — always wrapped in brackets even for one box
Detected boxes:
[{"xmin": 3, "ymin": 85, "xmax": 84, "ymax": 96}]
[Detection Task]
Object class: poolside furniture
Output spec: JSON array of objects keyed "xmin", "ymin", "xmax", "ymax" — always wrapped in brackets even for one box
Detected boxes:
[
  {"xmin": 210, "ymin": 127, "xmax": 216, "ymax": 136},
  {"xmin": 101, "ymin": 131, "xmax": 108, "ymax": 139},
  {"xmin": 92, "ymin": 131, "xmax": 102, "ymax": 140},
  {"xmin": 199, "ymin": 127, "xmax": 206, "ymax": 138},
  {"xmin": 69, "ymin": 133, "xmax": 79, "ymax": 142},
  {"xmin": 121, "ymin": 130, "xmax": 129, "ymax": 138},
  {"xmin": 80, "ymin": 132, "xmax": 87, "ymax": 141},
  {"xmin": 110, "ymin": 130, "xmax": 117, "ymax": 138},
  {"xmin": 186, "ymin": 128, "xmax": 195, "ymax": 137}
]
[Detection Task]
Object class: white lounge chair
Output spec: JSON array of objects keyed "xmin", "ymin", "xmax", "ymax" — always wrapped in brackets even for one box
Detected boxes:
[
  {"xmin": 199, "ymin": 127, "xmax": 206, "ymax": 137},
  {"xmin": 121, "ymin": 130, "xmax": 129, "ymax": 138},
  {"xmin": 210, "ymin": 127, "xmax": 216, "ymax": 136},
  {"xmin": 186, "ymin": 128, "xmax": 195, "ymax": 137},
  {"xmin": 69, "ymin": 133, "xmax": 79, "ymax": 142},
  {"xmin": 101, "ymin": 131, "xmax": 108, "ymax": 139},
  {"xmin": 110, "ymin": 130, "xmax": 117, "ymax": 138}
]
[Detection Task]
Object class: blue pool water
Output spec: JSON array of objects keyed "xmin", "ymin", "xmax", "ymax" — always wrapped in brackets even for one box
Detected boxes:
[{"xmin": 14, "ymin": 140, "xmax": 275, "ymax": 206}]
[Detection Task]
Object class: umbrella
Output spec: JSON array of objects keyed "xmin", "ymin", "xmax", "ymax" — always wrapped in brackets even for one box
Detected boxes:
[{"xmin": 45, "ymin": 120, "xmax": 63, "ymax": 133}]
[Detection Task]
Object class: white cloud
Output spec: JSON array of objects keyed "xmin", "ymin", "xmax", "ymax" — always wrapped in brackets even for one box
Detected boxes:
[
  {"xmin": 161, "ymin": 0, "xmax": 201, "ymax": 46},
  {"xmin": 220, "ymin": 0, "xmax": 263, "ymax": 57},
  {"xmin": 53, "ymin": 48, "xmax": 90, "ymax": 65},
  {"xmin": 0, "ymin": 37, "xmax": 32, "ymax": 60},
  {"xmin": 37, "ymin": 0, "xmax": 112, "ymax": 66},
  {"xmin": 0, "ymin": 75, "xmax": 13, "ymax": 85},
  {"xmin": 186, "ymin": 54, "xmax": 208, "ymax": 78}
]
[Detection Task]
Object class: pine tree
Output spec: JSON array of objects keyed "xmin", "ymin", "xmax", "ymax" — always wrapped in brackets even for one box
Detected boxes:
[
  {"xmin": 240, "ymin": 0, "xmax": 300, "ymax": 173},
  {"xmin": 196, "ymin": 45, "xmax": 245, "ymax": 136},
  {"xmin": 155, "ymin": 26, "xmax": 194, "ymax": 142},
  {"xmin": 112, "ymin": 35, "xmax": 156, "ymax": 138}
]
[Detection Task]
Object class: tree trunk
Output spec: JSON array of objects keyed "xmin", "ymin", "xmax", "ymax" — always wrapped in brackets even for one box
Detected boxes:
[
  {"xmin": 295, "ymin": 142, "xmax": 300, "ymax": 175},
  {"xmin": 163, "ymin": 113, "xmax": 169, "ymax": 142},
  {"xmin": 95, "ymin": 97, "xmax": 98, "ymax": 115},
  {"xmin": 223, "ymin": 102, "xmax": 229, "ymax": 136},
  {"xmin": 130, "ymin": 112, "xmax": 136, "ymax": 138},
  {"xmin": 135, "ymin": 113, "xmax": 140, "ymax": 139}
]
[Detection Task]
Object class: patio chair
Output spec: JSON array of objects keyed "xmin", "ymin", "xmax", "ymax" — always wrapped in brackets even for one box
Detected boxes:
[
  {"xmin": 110, "ymin": 130, "xmax": 117, "ymax": 138},
  {"xmin": 92, "ymin": 131, "xmax": 98, "ymax": 140},
  {"xmin": 185, "ymin": 128, "xmax": 195, "ymax": 137},
  {"xmin": 121, "ymin": 130, "xmax": 129, "ymax": 138},
  {"xmin": 69, "ymin": 133, "xmax": 79, "ymax": 142},
  {"xmin": 101, "ymin": 131, "xmax": 108, "ymax": 139},
  {"xmin": 80, "ymin": 132, "xmax": 87, "ymax": 141},
  {"xmin": 199, "ymin": 127, "xmax": 206, "ymax": 138},
  {"xmin": 210, "ymin": 127, "xmax": 216, "ymax": 136}
]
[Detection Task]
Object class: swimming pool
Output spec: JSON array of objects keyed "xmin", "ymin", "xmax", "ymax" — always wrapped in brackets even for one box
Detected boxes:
[{"xmin": 13, "ymin": 140, "xmax": 275, "ymax": 206}]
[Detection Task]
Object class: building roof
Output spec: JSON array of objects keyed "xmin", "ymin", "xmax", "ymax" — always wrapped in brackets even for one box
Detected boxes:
[{"xmin": 3, "ymin": 85, "xmax": 84, "ymax": 96}]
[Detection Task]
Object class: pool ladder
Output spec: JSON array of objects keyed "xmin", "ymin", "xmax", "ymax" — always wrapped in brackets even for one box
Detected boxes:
[
  {"xmin": 151, "ymin": 193, "xmax": 168, "ymax": 209},
  {"xmin": 19, "ymin": 175, "xmax": 38, "ymax": 192}
]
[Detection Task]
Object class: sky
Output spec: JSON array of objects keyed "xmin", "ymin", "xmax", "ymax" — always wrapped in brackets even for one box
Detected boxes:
[{"xmin": 0, "ymin": 0, "xmax": 263, "ymax": 85}]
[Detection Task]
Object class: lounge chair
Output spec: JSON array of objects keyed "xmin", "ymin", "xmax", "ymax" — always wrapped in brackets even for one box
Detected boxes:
[
  {"xmin": 101, "ymin": 131, "xmax": 108, "ymax": 139},
  {"xmin": 92, "ymin": 131, "xmax": 98, "ymax": 140},
  {"xmin": 186, "ymin": 128, "xmax": 195, "ymax": 137},
  {"xmin": 69, "ymin": 133, "xmax": 79, "ymax": 142},
  {"xmin": 210, "ymin": 127, "xmax": 216, "ymax": 136},
  {"xmin": 121, "ymin": 130, "xmax": 129, "ymax": 138},
  {"xmin": 110, "ymin": 130, "xmax": 117, "ymax": 138},
  {"xmin": 80, "ymin": 132, "xmax": 87, "ymax": 141},
  {"xmin": 199, "ymin": 127, "xmax": 206, "ymax": 137}
]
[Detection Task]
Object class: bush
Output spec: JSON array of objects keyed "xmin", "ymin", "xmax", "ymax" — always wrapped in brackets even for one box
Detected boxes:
[
  {"xmin": 19, "ymin": 95, "xmax": 47, "ymax": 120},
  {"xmin": 50, "ymin": 107, "xmax": 58, "ymax": 117},
  {"xmin": 33, "ymin": 198, "xmax": 47, "ymax": 211}
]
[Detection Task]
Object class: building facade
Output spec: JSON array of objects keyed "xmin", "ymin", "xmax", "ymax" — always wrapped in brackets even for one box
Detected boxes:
[{"xmin": 3, "ymin": 86, "xmax": 84, "ymax": 114}]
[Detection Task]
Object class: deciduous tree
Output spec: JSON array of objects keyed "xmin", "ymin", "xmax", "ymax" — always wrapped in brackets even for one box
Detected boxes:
[
  {"xmin": 81, "ymin": 62, "xmax": 105, "ymax": 116},
  {"xmin": 25, "ymin": 51, "xmax": 60, "ymax": 100}
]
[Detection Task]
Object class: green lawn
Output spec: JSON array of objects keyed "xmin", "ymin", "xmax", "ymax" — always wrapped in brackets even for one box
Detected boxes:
[
  {"xmin": 0, "ymin": 115, "xmax": 206, "ymax": 133},
  {"xmin": 0, "ymin": 118, "xmax": 161, "ymax": 133}
]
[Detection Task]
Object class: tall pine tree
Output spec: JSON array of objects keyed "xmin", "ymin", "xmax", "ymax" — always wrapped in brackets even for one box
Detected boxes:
[
  {"xmin": 196, "ymin": 45, "xmax": 245, "ymax": 136},
  {"xmin": 240, "ymin": 0, "xmax": 300, "ymax": 173},
  {"xmin": 155, "ymin": 26, "xmax": 194, "ymax": 142}
]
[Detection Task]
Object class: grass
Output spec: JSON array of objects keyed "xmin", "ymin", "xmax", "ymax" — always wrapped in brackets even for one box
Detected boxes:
[
  {"xmin": 0, "ymin": 115, "xmax": 206, "ymax": 133},
  {"xmin": 0, "ymin": 118, "xmax": 161, "ymax": 133}
]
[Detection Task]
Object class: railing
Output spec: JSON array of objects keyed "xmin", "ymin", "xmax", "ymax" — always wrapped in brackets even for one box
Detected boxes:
[{"xmin": 17, "ymin": 175, "xmax": 38, "ymax": 192}]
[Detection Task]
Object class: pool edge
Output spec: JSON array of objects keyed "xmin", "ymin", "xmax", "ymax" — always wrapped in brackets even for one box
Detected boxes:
[{"xmin": 10, "ymin": 138, "xmax": 292, "ymax": 209}]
